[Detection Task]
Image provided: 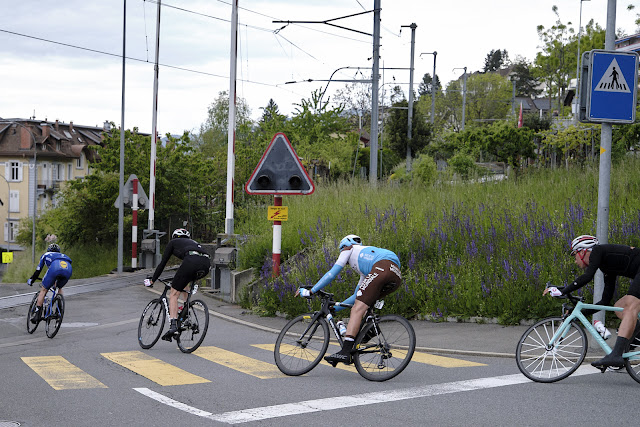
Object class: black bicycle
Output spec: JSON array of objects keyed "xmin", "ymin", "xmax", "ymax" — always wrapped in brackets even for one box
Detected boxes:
[
  {"xmin": 274, "ymin": 289, "xmax": 416, "ymax": 382},
  {"xmin": 26, "ymin": 280, "xmax": 65, "ymax": 339},
  {"xmin": 137, "ymin": 277, "xmax": 209, "ymax": 353}
]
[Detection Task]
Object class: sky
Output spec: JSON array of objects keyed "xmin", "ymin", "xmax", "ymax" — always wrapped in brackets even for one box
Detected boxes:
[{"xmin": 0, "ymin": 0, "xmax": 638, "ymax": 136}]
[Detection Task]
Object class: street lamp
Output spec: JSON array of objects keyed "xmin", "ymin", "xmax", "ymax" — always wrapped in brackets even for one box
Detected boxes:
[
  {"xmin": 575, "ymin": 0, "xmax": 591, "ymax": 119},
  {"xmin": 453, "ymin": 67, "xmax": 468, "ymax": 131},
  {"xmin": 420, "ymin": 52, "xmax": 437, "ymax": 124}
]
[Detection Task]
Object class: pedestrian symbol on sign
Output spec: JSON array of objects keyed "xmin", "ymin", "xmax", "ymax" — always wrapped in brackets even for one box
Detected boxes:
[{"xmin": 595, "ymin": 58, "xmax": 631, "ymax": 93}]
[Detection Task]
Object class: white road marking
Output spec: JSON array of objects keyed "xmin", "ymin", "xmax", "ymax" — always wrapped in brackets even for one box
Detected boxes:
[{"xmin": 134, "ymin": 365, "xmax": 600, "ymax": 424}]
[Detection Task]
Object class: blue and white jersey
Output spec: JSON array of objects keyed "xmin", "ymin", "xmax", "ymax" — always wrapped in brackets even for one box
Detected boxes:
[
  {"xmin": 311, "ymin": 245, "xmax": 400, "ymax": 299},
  {"xmin": 36, "ymin": 251, "xmax": 72, "ymax": 272}
]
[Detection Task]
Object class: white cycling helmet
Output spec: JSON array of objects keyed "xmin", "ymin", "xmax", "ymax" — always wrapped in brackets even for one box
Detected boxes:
[
  {"xmin": 570, "ymin": 235, "xmax": 598, "ymax": 255},
  {"xmin": 339, "ymin": 234, "xmax": 362, "ymax": 251},
  {"xmin": 172, "ymin": 228, "xmax": 191, "ymax": 239}
]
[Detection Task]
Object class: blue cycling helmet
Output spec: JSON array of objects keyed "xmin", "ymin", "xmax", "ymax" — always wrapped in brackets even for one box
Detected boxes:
[
  {"xmin": 47, "ymin": 243, "xmax": 60, "ymax": 253},
  {"xmin": 339, "ymin": 234, "xmax": 362, "ymax": 251}
]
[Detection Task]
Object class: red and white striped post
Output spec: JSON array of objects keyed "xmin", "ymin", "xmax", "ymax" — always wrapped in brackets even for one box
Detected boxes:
[
  {"xmin": 132, "ymin": 178, "xmax": 139, "ymax": 268},
  {"xmin": 272, "ymin": 195, "xmax": 282, "ymax": 277}
]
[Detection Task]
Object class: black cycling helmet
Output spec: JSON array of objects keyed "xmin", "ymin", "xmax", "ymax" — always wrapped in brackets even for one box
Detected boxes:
[
  {"xmin": 172, "ymin": 228, "xmax": 191, "ymax": 239},
  {"xmin": 47, "ymin": 243, "xmax": 61, "ymax": 253}
]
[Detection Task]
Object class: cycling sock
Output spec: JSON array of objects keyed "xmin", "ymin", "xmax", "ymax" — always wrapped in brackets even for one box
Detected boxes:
[{"xmin": 611, "ymin": 336, "xmax": 630, "ymax": 357}]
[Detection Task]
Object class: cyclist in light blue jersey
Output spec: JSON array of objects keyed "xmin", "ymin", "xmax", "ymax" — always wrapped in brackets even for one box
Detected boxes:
[
  {"xmin": 297, "ymin": 235, "xmax": 402, "ymax": 365},
  {"xmin": 27, "ymin": 243, "xmax": 73, "ymax": 323}
]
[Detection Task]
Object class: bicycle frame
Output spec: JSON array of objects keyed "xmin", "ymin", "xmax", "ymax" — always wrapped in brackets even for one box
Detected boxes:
[
  {"xmin": 44, "ymin": 286, "xmax": 59, "ymax": 318},
  {"xmin": 158, "ymin": 280, "xmax": 199, "ymax": 324},
  {"xmin": 550, "ymin": 301, "xmax": 640, "ymax": 360}
]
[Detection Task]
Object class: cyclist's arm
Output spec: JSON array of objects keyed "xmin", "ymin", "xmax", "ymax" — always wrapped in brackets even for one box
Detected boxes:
[
  {"xmin": 29, "ymin": 254, "xmax": 46, "ymax": 281},
  {"xmin": 335, "ymin": 276, "xmax": 363, "ymax": 312},
  {"xmin": 151, "ymin": 240, "xmax": 174, "ymax": 283},
  {"xmin": 310, "ymin": 250, "xmax": 350, "ymax": 293}
]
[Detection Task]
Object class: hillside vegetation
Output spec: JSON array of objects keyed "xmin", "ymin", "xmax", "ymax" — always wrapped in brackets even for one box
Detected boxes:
[{"xmin": 238, "ymin": 158, "xmax": 640, "ymax": 325}]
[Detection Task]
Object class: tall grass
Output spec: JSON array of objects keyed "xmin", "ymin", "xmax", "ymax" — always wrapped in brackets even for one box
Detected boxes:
[
  {"xmin": 238, "ymin": 158, "xmax": 640, "ymax": 324},
  {"xmin": 2, "ymin": 244, "xmax": 118, "ymax": 283}
]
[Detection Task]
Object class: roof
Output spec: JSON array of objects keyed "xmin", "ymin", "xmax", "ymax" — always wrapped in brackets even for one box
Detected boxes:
[{"xmin": 0, "ymin": 118, "xmax": 106, "ymax": 162}]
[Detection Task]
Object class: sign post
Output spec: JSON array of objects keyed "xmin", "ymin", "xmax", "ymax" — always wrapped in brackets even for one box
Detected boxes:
[
  {"xmin": 114, "ymin": 174, "xmax": 148, "ymax": 269},
  {"xmin": 245, "ymin": 133, "xmax": 315, "ymax": 276}
]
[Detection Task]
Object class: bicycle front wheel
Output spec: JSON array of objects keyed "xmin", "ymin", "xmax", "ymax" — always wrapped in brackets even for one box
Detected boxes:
[
  {"xmin": 177, "ymin": 299, "xmax": 209, "ymax": 353},
  {"xmin": 274, "ymin": 314, "xmax": 330, "ymax": 376},
  {"xmin": 624, "ymin": 326, "xmax": 640, "ymax": 384},
  {"xmin": 516, "ymin": 316, "xmax": 587, "ymax": 383},
  {"xmin": 353, "ymin": 314, "xmax": 416, "ymax": 382},
  {"xmin": 26, "ymin": 293, "xmax": 40, "ymax": 334},
  {"xmin": 45, "ymin": 295, "xmax": 65, "ymax": 338},
  {"xmin": 138, "ymin": 299, "xmax": 166, "ymax": 349}
]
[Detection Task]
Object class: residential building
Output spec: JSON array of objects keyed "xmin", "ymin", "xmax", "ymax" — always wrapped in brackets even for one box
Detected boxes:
[
  {"xmin": 615, "ymin": 33, "xmax": 640, "ymax": 53},
  {"xmin": 0, "ymin": 118, "xmax": 105, "ymax": 252}
]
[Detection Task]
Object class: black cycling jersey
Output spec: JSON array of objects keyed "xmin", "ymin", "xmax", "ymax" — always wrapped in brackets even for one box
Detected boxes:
[
  {"xmin": 563, "ymin": 244, "xmax": 640, "ymax": 303},
  {"xmin": 151, "ymin": 238, "xmax": 207, "ymax": 283}
]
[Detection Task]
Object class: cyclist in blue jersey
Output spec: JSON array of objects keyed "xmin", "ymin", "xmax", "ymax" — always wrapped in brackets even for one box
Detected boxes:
[
  {"xmin": 297, "ymin": 235, "xmax": 402, "ymax": 365},
  {"xmin": 27, "ymin": 243, "xmax": 72, "ymax": 323}
]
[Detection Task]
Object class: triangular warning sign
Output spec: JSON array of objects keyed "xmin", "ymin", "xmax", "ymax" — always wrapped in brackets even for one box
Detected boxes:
[
  {"xmin": 595, "ymin": 58, "xmax": 631, "ymax": 93},
  {"xmin": 245, "ymin": 133, "xmax": 315, "ymax": 195}
]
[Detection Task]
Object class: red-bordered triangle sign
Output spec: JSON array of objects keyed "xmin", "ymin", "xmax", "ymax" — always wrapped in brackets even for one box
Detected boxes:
[{"xmin": 245, "ymin": 133, "xmax": 315, "ymax": 195}]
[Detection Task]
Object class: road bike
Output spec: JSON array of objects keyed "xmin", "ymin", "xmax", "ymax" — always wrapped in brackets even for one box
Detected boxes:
[
  {"xmin": 274, "ymin": 289, "xmax": 416, "ymax": 382},
  {"xmin": 516, "ymin": 289, "xmax": 640, "ymax": 383},
  {"xmin": 138, "ymin": 277, "xmax": 209, "ymax": 353},
  {"xmin": 26, "ymin": 280, "xmax": 65, "ymax": 338}
]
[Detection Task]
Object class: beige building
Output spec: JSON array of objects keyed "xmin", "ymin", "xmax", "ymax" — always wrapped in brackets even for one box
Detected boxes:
[{"xmin": 0, "ymin": 118, "xmax": 104, "ymax": 252}]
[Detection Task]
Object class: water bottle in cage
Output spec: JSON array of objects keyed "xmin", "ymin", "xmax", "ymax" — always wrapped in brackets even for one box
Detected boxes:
[
  {"xmin": 336, "ymin": 320, "xmax": 347, "ymax": 336},
  {"xmin": 593, "ymin": 320, "xmax": 611, "ymax": 340}
]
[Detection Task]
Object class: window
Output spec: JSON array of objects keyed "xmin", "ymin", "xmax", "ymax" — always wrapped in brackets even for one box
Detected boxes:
[
  {"xmin": 76, "ymin": 154, "xmax": 84, "ymax": 169},
  {"xmin": 54, "ymin": 163, "xmax": 64, "ymax": 181},
  {"xmin": 56, "ymin": 141, "xmax": 61, "ymax": 151},
  {"xmin": 5, "ymin": 161, "xmax": 23, "ymax": 182},
  {"xmin": 4, "ymin": 221, "xmax": 18, "ymax": 243},
  {"xmin": 67, "ymin": 164, "xmax": 72, "ymax": 180},
  {"xmin": 9, "ymin": 190, "xmax": 19, "ymax": 213}
]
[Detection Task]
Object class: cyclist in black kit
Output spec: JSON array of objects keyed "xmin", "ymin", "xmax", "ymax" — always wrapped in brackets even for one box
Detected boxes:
[
  {"xmin": 144, "ymin": 228, "xmax": 211, "ymax": 340},
  {"xmin": 545, "ymin": 235, "xmax": 640, "ymax": 368}
]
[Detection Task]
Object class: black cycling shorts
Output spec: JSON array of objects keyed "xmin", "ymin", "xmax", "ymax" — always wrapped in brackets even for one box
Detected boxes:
[{"xmin": 172, "ymin": 255, "xmax": 211, "ymax": 292}]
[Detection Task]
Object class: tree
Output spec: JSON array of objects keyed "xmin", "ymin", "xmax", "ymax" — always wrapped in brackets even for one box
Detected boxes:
[
  {"xmin": 464, "ymin": 73, "xmax": 512, "ymax": 124},
  {"xmin": 418, "ymin": 73, "xmax": 441, "ymax": 98},
  {"xmin": 384, "ymin": 99, "xmax": 433, "ymax": 161},
  {"xmin": 483, "ymin": 49, "xmax": 510, "ymax": 73},
  {"xmin": 511, "ymin": 58, "xmax": 542, "ymax": 97}
]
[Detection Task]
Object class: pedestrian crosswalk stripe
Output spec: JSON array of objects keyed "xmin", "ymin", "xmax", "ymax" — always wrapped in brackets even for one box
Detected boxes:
[
  {"xmin": 256, "ymin": 343, "xmax": 485, "ymax": 369},
  {"xmin": 193, "ymin": 346, "xmax": 286, "ymax": 379},
  {"xmin": 253, "ymin": 344, "xmax": 359, "ymax": 373},
  {"xmin": 408, "ymin": 351, "xmax": 486, "ymax": 368},
  {"xmin": 101, "ymin": 351, "xmax": 210, "ymax": 386},
  {"xmin": 21, "ymin": 356, "xmax": 108, "ymax": 390}
]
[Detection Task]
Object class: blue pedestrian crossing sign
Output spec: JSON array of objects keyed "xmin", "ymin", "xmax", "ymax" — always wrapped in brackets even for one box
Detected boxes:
[{"xmin": 586, "ymin": 50, "xmax": 638, "ymax": 123}]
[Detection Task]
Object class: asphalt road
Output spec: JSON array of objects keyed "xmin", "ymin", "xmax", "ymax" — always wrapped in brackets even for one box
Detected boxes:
[{"xmin": 0, "ymin": 279, "xmax": 637, "ymax": 426}]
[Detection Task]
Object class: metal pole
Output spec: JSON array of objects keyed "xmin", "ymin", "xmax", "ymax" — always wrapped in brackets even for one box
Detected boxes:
[
  {"xmin": 431, "ymin": 52, "xmax": 437, "ymax": 125},
  {"xmin": 593, "ymin": 0, "xmax": 617, "ymax": 324},
  {"xmin": 461, "ymin": 67, "xmax": 468, "ymax": 131},
  {"xmin": 148, "ymin": 0, "xmax": 161, "ymax": 232},
  {"xmin": 118, "ymin": 0, "xmax": 126, "ymax": 274},
  {"xmin": 226, "ymin": 0, "xmax": 239, "ymax": 235},
  {"xmin": 369, "ymin": 0, "xmax": 381, "ymax": 186},
  {"xmin": 0, "ymin": 176, "xmax": 9, "ymax": 253},
  {"xmin": 403, "ymin": 23, "xmax": 417, "ymax": 173},
  {"xmin": 511, "ymin": 78, "xmax": 516, "ymax": 116},
  {"xmin": 31, "ymin": 129, "xmax": 36, "ymax": 263}
]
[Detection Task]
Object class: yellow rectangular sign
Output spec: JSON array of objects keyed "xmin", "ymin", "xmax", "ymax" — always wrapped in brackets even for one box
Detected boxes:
[
  {"xmin": 268, "ymin": 206, "xmax": 288, "ymax": 221},
  {"xmin": 2, "ymin": 252, "xmax": 13, "ymax": 263}
]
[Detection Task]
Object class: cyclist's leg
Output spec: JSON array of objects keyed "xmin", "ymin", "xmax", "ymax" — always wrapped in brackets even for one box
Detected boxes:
[{"xmin": 164, "ymin": 261, "xmax": 193, "ymax": 338}]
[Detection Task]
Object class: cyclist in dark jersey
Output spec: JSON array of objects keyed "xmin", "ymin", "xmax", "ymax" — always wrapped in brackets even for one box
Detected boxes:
[
  {"xmin": 144, "ymin": 228, "xmax": 211, "ymax": 340},
  {"xmin": 545, "ymin": 235, "xmax": 640, "ymax": 368},
  {"xmin": 297, "ymin": 235, "xmax": 402, "ymax": 365},
  {"xmin": 27, "ymin": 243, "xmax": 72, "ymax": 323}
]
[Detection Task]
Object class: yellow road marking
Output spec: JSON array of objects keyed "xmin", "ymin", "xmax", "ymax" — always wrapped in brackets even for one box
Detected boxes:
[
  {"xmin": 21, "ymin": 356, "xmax": 107, "ymax": 390},
  {"xmin": 101, "ymin": 351, "xmax": 210, "ymax": 386},
  {"xmin": 194, "ymin": 346, "xmax": 286, "ymax": 379},
  {"xmin": 253, "ymin": 343, "xmax": 358, "ymax": 373},
  {"xmin": 407, "ymin": 351, "xmax": 486, "ymax": 368}
]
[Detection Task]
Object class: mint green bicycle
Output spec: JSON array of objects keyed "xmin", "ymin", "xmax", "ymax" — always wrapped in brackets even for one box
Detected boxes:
[{"xmin": 516, "ymin": 290, "xmax": 640, "ymax": 383}]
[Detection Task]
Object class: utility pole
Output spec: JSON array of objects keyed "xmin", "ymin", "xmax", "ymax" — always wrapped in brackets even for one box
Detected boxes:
[
  {"xmin": 369, "ymin": 0, "xmax": 381, "ymax": 185},
  {"xmin": 593, "ymin": 0, "xmax": 617, "ymax": 325},
  {"xmin": 453, "ymin": 67, "xmax": 468, "ymax": 131},
  {"xmin": 402, "ymin": 23, "xmax": 417, "ymax": 173},
  {"xmin": 420, "ymin": 52, "xmax": 438, "ymax": 125}
]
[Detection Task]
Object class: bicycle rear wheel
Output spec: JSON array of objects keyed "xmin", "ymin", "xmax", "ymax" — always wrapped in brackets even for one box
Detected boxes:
[
  {"xmin": 45, "ymin": 295, "xmax": 65, "ymax": 338},
  {"xmin": 274, "ymin": 314, "xmax": 330, "ymax": 376},
  {"xmin": 624, "ymin": 326, "xmax": 640, "ymax": 384},
  {"xmin": 26, "ymin": 293, "xmax": 40, "ymax": 334},
  {"xmin": 353, "ymin": 314, "xmax": 416, "ymax": 382},
  {"xmin": 177, "ymin": 299, "xmax": 209, "ymax": 353},
  {"xmin": 138, "ymin": 299, "xmax": 166, "ymax": 349},
  {"xmin": 516, "ymin": 316, "xmax": 587, "ymax": 383}
]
